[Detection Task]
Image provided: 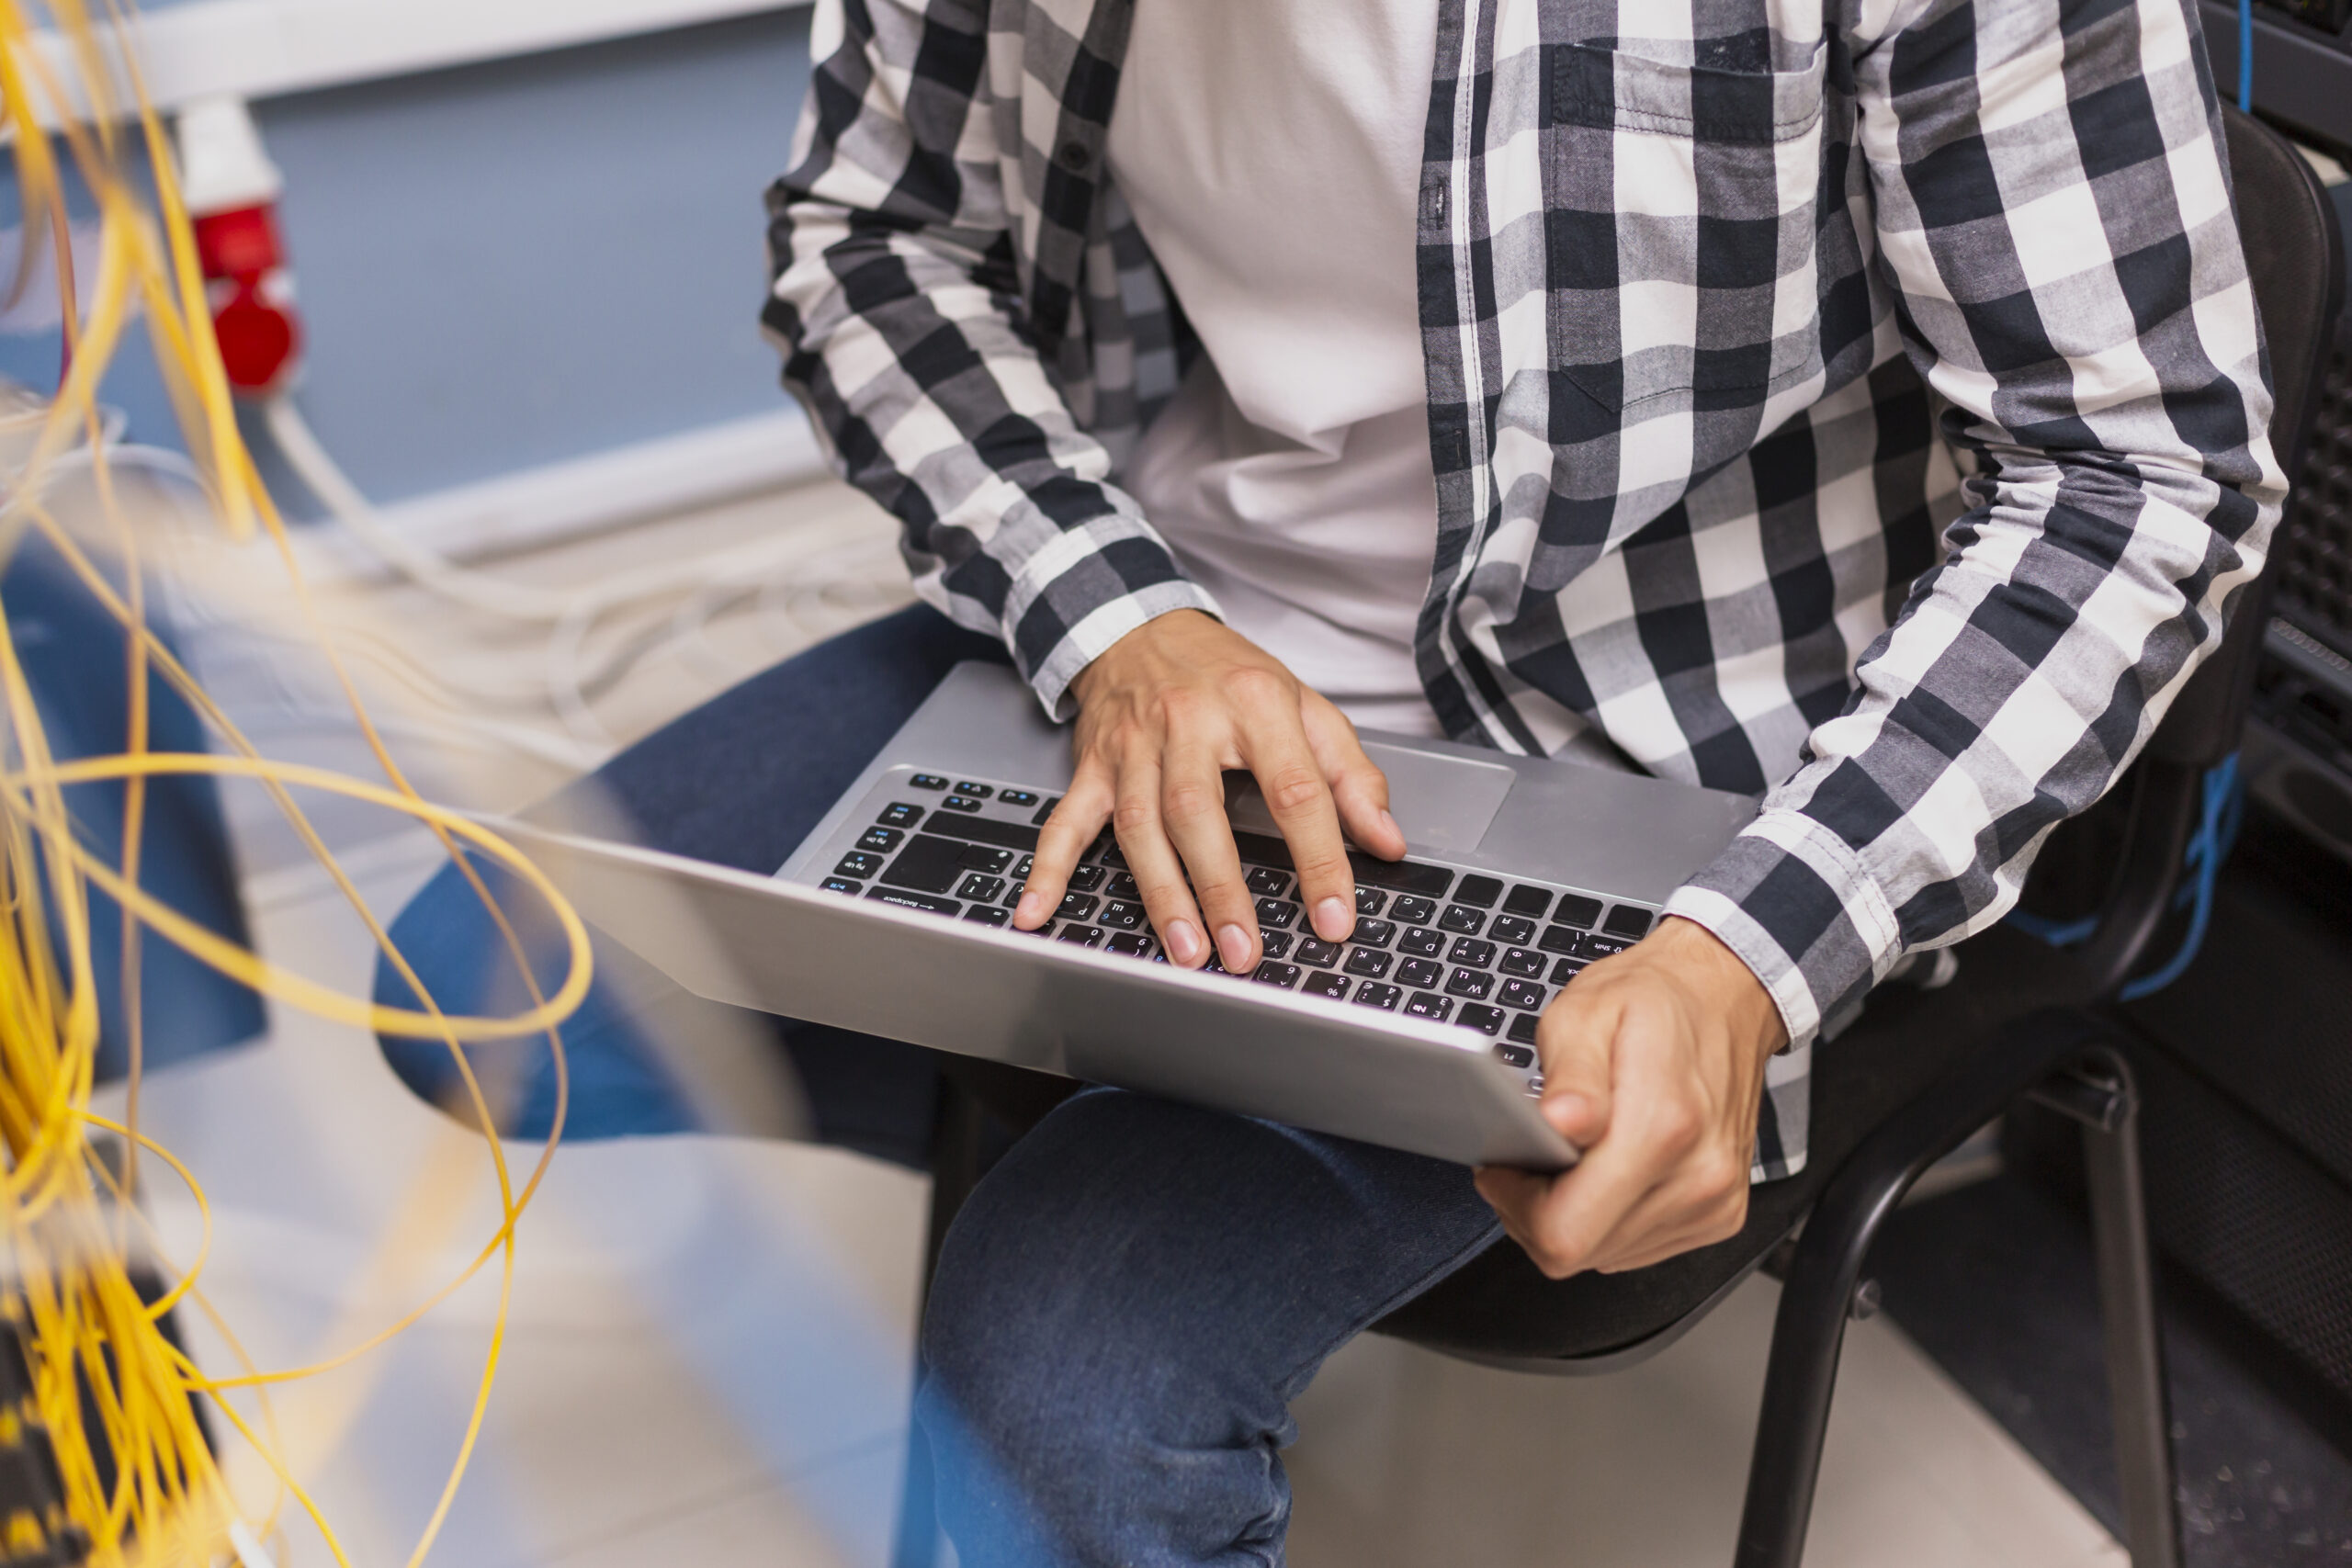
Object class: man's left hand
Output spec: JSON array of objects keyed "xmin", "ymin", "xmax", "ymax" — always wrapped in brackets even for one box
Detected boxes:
[{"xmin": 1475, "ymin": 916, "xmax": 1789, "ymax": 1278}]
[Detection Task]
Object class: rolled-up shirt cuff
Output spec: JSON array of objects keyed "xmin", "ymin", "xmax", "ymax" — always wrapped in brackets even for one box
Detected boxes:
[
  {"xmin": 1663, "ymin": 808, "xmax": 1906, "ymax": 1051},
  {"xmin": 997, "ymin": 520, "xmax": 1224, "ymax": 719}
]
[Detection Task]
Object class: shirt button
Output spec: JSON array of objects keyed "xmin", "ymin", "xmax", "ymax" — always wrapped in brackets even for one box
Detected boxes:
[{"xmin": 1056, "ymin": 138, "xmax": 1092, "ymax": 172}]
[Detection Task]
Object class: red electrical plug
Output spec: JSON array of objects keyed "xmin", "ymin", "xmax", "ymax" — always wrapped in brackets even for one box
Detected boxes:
[{"xmin": 177, "ymin": 97, "xmax": 301, "ymax": 397}]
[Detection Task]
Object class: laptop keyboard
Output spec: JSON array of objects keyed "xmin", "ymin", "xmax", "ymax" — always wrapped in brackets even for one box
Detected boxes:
[{"xmin": 808, "ymin": 771, "xmax": 1659, "ymax": 1081}]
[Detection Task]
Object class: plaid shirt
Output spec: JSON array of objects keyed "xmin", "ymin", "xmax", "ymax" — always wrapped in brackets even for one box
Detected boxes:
[{"xmin": 765, "ymin": 0, "xmax": 2282, "ymax": 1179}]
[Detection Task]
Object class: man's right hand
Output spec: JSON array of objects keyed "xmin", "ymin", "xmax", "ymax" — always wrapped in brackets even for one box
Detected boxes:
[{"xmin": 1013, "ymin": 610, "xmax": 1408, "ymax": 973}]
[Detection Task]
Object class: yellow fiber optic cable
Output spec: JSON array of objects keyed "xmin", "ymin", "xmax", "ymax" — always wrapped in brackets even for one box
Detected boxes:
[{"xmin": 0, "ymin": 3, "xmax": 602, "ymax": 1563}]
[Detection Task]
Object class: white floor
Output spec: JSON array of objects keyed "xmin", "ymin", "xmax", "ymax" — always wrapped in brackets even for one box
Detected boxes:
[{"xmin": 107, "ymin": 479, "xmax": 2130, "ymax": 1567}]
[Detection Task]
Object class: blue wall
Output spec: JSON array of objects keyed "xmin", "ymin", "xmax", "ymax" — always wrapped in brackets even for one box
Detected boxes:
[{"xmin": 0, "ymin": 9, "xmax": 812, "ymax": 513}]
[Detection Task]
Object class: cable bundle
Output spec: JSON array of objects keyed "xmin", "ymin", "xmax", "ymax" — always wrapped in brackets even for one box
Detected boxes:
[{"xmin": 0, "ymin": 5, "xmax": 593, "ymax": 1562}]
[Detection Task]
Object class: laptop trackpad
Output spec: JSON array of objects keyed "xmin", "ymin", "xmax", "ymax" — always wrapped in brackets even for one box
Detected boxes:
[{"xmin": 1226, "ymin": 742, "xmax": 1516, "ymax": 852}]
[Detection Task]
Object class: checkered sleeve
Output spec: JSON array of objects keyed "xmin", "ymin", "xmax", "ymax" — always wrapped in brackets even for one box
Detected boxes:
[
  {"xmin": 1664, "ymin": 0, "xmax": 2285, "ymax": 1046},
  {"xmin": 763, "ymin": 0, "xmax": 1217, "ymax": 716}
]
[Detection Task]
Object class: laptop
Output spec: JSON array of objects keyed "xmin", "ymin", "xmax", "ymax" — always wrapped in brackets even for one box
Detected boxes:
[{"xmin": 497, "ymin": 660, "xmax": 1758, "ymax": 1170}]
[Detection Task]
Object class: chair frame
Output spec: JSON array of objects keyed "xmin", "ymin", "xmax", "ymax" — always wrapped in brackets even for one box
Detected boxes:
[{"xmin": 889, "ymin": 106, "xmax": 2342, "ymax": 1568}]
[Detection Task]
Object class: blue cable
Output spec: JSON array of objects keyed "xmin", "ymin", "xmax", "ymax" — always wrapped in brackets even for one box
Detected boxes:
[
  {"xmin": 2003, "ymin": 751, "xmax": 2242, "ymax": 1001},
  {"xmin": 2241, "ymin": 0, "xmax": 2255, "ymax": 112}
]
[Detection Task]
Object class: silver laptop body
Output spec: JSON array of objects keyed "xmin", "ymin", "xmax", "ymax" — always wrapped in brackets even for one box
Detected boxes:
[{"xmin": 505, "ymin": 661, "xmax": 1758, "ymax": 1170}]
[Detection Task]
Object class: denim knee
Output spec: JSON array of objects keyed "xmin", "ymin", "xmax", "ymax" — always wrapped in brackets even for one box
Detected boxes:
[{"xmin": 916, "ymin": 1092, "xmax": 1312, "ymax": 1568}]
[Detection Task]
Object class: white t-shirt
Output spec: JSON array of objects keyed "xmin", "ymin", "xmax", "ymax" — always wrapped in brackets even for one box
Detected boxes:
[{"xmin": 1106, "ymin": 0, "xmax": 1442, "ymax": 738}]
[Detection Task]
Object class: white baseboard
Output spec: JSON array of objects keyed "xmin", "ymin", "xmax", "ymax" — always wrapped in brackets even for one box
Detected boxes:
[{"xmin": 288, "ymin": 407, "xmax": 832, "ymax": 582}]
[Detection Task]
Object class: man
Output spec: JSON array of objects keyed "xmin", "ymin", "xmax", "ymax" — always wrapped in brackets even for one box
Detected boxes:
[{"xmin": 381, "ymin": 0, "xmax": 2277, "ymax": 1560}]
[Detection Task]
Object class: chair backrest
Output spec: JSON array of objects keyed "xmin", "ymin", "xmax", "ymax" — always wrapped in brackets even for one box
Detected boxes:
[{"xmin": 2147, "ymin": 107, "xmax": 2346, "ymax": 768}]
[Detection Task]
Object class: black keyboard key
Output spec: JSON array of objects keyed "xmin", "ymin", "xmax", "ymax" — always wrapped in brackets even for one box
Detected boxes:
[
  {"xmin": 1457, "ymin": 1004, "xmax": 1506, "ymax": 1036},
  {"xmin": 1068, "ymin": 864, "xmax": 1106, "ymax": 893},
  {"xmin": 1252, "ymin": 961, "xmax": 1302, "ymax": 988},
  {"xmin": 1295, "ymin": 938, "xmax": 1342, "ymax": 968},
  {"xmin": 867, "ymin": 887, "xmax": 960, "ymax": 916},
  {"xmin": 952, "ymin": 781, "xmax": 993, "ymax": 798},
  {"xmin": 1502, "ymin": 885, "xmax": 1552, "ymax": 919},
  {"xmin": 1448, "ymin": 938, "xmax": 1498, "ymax": 968},
  {"xmin": 880, "ymin": 835, "xmax": 970, "ymax": 894},
  {"xmin": 957, "ymin": 844, "xmax": 1014, "ymax": 874},
  {"xmin": 1489, "ymin": 916, "xmax": 1535, "ymax": 947},
  {"xmin": 1397, "ymin": 927, "xmax": 1444, "ymax": 957},
  {"xmin": 947, "ymin": 816, "xmax": 1042, "ymax": 852},
  {"xmin": 909, "ymin": 773, "xmax": 949, "ymax": 791},
  {"xmin": 1507, "ymin": 1012, "xmax": 1542, "ymax": 1046},
  {"xmin": 1499, "ymin": 977, "xmax": 1547, "ymax": 1011},
  {"xmin": 957, "ymin": 874, "xmax": 1008, "ymax": 902},
  {"xmin": 1255, "ymin": 897, "xmax": 1299, "ymax": 930},
  {"xmin": 1390, "ymin": 895, "xmax": 1436, "ymax": 926},
  {"xmin": 1552, "ymin": 895, "xmax": 1602, "ymax": 930},
  {"xmin": 1086, "ymin": 829, "xmax": 1116, "ymax": 862},
  {"xmin": 878, "ymin": 802, "xmax": 924, "ymax": 829},
  {"xmin": 1344, "ymin": 948, "xmax": 1394, "ymax": 979},
  {"xmin": 1602, "ymin": 905, "xmax": 1655, "ymax": 940},
  {"xmin": 835, "ymin": 851, "xmax": 886, "ymax": 879},
  {"xmin": 1353, "ymin": 982, "xmax": 1402, "ymax": 1010},
  {"xmin": 1355, "ymin": 886, "xmax": 1388, "ymax": 918},
  {"xmin": 1351, "ymin": 853, "xmax": 1453, "ymax": 897},
  {"xmin": 1351, "ymin": 919, "xmax": 1397, "ymax": 948},
  {"xmin": 1106, "ymin": 931, "xmax": 1156, "ymax": 957},
  {"xmin": 1032, "ymin": 796, "xmax": 1061, "ymax": 825},
  {"xmin": 964, "ymin": 904, "xmax": 1011, "ymax": 927},
  {"xmin": 1454, "ymin": 874, "xmax": 1503, "ymax": 908},
  {"xmin": 1099, "ymin": 900, "xmax": 1146, "ymax": 930},
  {"xmin": 1581, "ymin": 933, "xmax": 1636, "ymax": 961},
  {"xmin": 1058, "ymin": 924, "xmax": 1105, "ymax": 947},
  {"xmin": 820, "ymin": 876, "xmax": 863, "ymax": 896},
  {"xmin": 1014, "ymin": 919, "xmax": 1056, "ymax": 937},
  {"xmin": 1106, "ymin": 872, "xmax": 1140, "ymax": 901},
  {"xmin": 1302, "ymin": 970, "xmax": 1351, "ymax": 999},
  {"xmin": 1003, "ymin": 880, "xmax": 1026, "ymax": 907},
  {"xmin": 1439, "ymin": 905, "xmax": 1486, "ymax": 935},
  {"xmin": 1015, "ymin": 854, "xmax": 1035, "ymax": 878},
  {"xmin": 1445, "ymin": 967, "xmax": 1494, "ymax": 1000},
  {"xmin": 943, "ymin": 795, "xmax": 984, "ymax": 813},
  {"xmin": 1500, "ymin": 947, "xmax": 1545, "ymax": 978},
  {"xmin": 857, "ymin": 826, "xmax": 905, "ymax": 853},
  {"xmin": 1396, "ymin": 958, "xmax": 1443, "ymax": 990},
  {"xmin": 1000, "ymin": 789, "xmax": 1040, "ymax": 808},
  {"xmin": 1404, "ymin": 992, "xmax": 1452, "ymax": 1021},
  {"xmin": 1261, "ymin": 930, "xmax": 1295, "ymax": 959},
  {"xmin": 1247, "ymin": 867, "xmax": 1293, "ymax": 897},
  {"xmin": 1057, "ymin": 892, "xmax": 1099, "ymax": 919},
  {"xmin": 1537, "ymin": 923, "xmax": 1586, "ymax": 955},
  {"xmin": 1498, "ymin": 1042, "xmax": 1537, "ymax": 1068},
  {"xmin": 1096, "ymin": 842, "xmax": 1128, "ymax": 869},
  {"xmin": 1551, "ymin": 957, "xmax": 1588, "ymax": 985}
]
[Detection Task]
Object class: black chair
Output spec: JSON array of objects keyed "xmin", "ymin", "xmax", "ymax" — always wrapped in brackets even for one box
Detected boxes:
[{"xmin": 893, "ymin": 106, "xmax": 2344, "ymax": 1568}]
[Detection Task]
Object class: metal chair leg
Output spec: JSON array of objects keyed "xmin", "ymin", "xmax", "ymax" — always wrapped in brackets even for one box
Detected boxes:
[
  {"xmin": 891, "ymin": 1076, "xmax": 988, "ymax": 1568},
  {"xmin": 1734, "ymin": 1014, "xmax": 2097, "ymax": 1568},
  {"xmin": 2074, "ymin": 1051, "xmax": 2184, "ymax": 1568}
]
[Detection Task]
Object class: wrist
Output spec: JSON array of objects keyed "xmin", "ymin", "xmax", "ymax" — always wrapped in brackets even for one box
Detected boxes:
[
  {"xmin": 1656, "ymin": 915, "xmax": 1788, "ymax": 1062},
  {"xmin": 1069, "ymin": 607, "xmax": 1218, "ymax": 708}
]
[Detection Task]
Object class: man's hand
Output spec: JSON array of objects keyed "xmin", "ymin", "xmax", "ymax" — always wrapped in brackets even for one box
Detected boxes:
[
  {"xmin": 1014, "ymin": 610, "xmax": 1408, "ymax": 972},
  {"xmin": 1475, "ymin": 917, "xmax": 1788, "ymax": 1277}
]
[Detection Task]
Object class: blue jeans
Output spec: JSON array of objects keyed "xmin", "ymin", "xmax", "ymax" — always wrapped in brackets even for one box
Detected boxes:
[{"xmin": 374, "ymin": 604, "xmax": 1502, "ymax": 1565}]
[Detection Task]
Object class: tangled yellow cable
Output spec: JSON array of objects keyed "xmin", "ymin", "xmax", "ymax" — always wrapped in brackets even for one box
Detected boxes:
[{"xmin": 1, "ymin": 4, "xmax": 592, "ymax": 1564}]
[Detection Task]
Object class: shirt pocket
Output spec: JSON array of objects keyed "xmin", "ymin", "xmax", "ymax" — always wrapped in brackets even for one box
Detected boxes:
[{"xmin": 1544, "ymin": 35, "xmax": 1829, "ymax": 416}]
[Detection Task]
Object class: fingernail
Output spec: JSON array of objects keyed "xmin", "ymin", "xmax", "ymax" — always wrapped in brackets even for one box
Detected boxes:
[
  {"xmin": 1167, "ymin": 920, "xmax": 1204, "ymax": 964},
  {"xmin": 1314, "ymin": 897, "xmax": 1350, "ymax": 940},
  {"xmin": 1016, "ymin": 894, "xmax": 1042, "ymax": 925},
  {"xmin": 1217, "ymin": 924, "xmax": 1253, "ymax": 971}
]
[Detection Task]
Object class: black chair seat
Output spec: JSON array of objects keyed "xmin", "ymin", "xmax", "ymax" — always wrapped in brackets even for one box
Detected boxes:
[{"xmin": 1374, "ymin": 926, "xmax": 2083, "ymax": 1363}]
